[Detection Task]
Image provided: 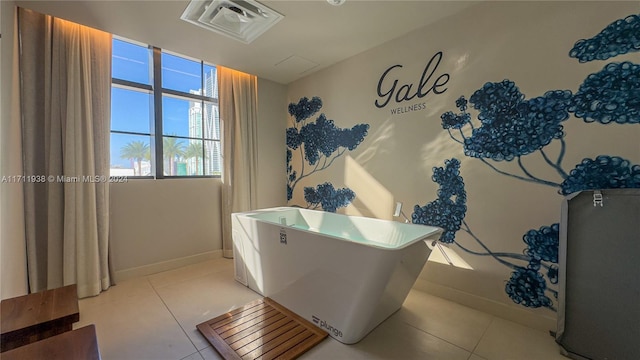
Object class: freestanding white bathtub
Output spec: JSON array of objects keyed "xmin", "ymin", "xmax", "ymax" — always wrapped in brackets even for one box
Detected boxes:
[{"xmin": 231, "ymin": 207, "xmax": 442, "ymax": 344}]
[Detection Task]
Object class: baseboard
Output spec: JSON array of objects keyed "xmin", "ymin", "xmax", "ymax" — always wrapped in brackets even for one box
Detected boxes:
[
  {"xmin": 412, "ymin": 277, "xmax": 557, "ymax": 332},
  {"xmin": 113, "ymin": 250, "xmax": 223, "ymax": 283}
]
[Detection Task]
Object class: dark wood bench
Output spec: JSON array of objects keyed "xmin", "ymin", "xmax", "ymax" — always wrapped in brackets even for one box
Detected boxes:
[
  {"xmin": 0, "ymin": 324, "xmax": 100, "ymax": 360},
  {"xmin": 1, "ymin": 284, "xmax": 79, "ymax": 352}
]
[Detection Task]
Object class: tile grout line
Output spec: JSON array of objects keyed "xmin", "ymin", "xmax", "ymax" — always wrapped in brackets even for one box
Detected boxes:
[
  {"xmin": 144, "ymin": 260, "xmax": 243, "ymax": 359},
  {"xmin": 148, "ymin": 276, "xmax": 204, "ymax": 360},
  {"xmin": 147, "ymin": 263, "xmax": 236, "ymax": 292},
  {"xmin": 469, "ymin": 315, "xmax": 495, "ymax": 358},
  {"xmin": 400, "ymin": 320, "xmax": 474, "ymax": 356}
]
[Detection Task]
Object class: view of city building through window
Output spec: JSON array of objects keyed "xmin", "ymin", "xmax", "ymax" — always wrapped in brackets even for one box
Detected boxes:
[
  {"xmin": 110, "ymin": 38, "xmax": 220, "ymax": 178},
  {"xmin": 185, "ymin": 69, "xmax": 221, "ymax": 176}
]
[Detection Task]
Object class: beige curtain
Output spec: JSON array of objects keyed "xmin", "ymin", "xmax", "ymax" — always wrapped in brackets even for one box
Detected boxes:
[
  {"xmin": 218, "ymin": 66, "xmax": 259, "ymax": 258},
  {"xmin": 18, "ymin": 8, "xmax": 112, "ymax": 298}
]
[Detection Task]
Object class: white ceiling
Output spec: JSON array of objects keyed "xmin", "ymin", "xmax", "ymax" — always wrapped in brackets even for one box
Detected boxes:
[{"xmin": 15, "ymin": 0, "xmax": 480, "ymax": 84}]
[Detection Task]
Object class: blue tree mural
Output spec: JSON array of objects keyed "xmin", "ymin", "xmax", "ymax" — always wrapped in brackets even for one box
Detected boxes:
[
  {"xmin": 412, "ymin": 158, "xmax": 467, "ymax": 244},
  {"xmin": 415, "ymin": 13, "xmax": 640, "ymax": 310},
  {"xmin": 304, "ymin": 182, "xmax": 355, "ymax": 213},
  {"xmin": 569, "ymin": 14, "xmax": 640, "ymax": 62},
  {"xmin": 569, "ymin": 62, "xmax": 640, "ymax": 125},
  {"xmin": 287, "ymin": 96, "xmax": 370, "ymax": 212},
  {"xmin": 413, "ymin": 159, "xmax": 560, "ymax": 310}
]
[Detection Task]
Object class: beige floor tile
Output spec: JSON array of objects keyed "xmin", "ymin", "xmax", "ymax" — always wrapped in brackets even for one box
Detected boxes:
[
  {"xmin": 148, "ymin": 258, "xmax": 234, "ymax": 289},
  {"xmin": 469, "ymin": 354, "xmax": 488, "ymax": 360},
  {"xmin": 302, "ymin": 316, "xmax": 470, "ymax": 360},
  {"xmin": 199, "ymin": 347, "xmax": 224, "ymax": 360},
  {"xmin": 180, "ymin": 352, "xmax": 204, "ymax": 360},
  {"xmin": 395, "ymin": 289, "xmax": 493, "ymax": 351},
  {"xmin": 76, "ymin": 292, "xmax": 197, "ymax": 360},
  {"xmin": 301, "ymin": 337, "xmax": 374, "ymax": 360},
  {"xmin": 154, "ymin": 268, "xmax": 261, "ymax": 350},
  {"xmin": 79, "ymin": 276, "xmax": 156, "ymax": 309},
  {"xmin": 474, "ymin": 317, "xmax": 567, "ymax": 360}
]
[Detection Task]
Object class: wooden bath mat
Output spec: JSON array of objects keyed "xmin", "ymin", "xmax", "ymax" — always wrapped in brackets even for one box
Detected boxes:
[{"xmin": 197, "ymin": 297, "xmax": 328, "ymax": 360}]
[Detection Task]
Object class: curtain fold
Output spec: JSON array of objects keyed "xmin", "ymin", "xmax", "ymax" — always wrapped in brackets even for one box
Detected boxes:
[
  {"xmin": 218, "ymin": 66, "xmax": 259, "ymax": 258},
  {"xmin": 18, "ymin": 8, "xmax": 112, "ymax": 298}
]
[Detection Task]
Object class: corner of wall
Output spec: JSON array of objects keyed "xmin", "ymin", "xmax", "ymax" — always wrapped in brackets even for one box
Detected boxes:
[{"xmin": 256, "ymin": 77, "xmax": 288, "ymax": 209}]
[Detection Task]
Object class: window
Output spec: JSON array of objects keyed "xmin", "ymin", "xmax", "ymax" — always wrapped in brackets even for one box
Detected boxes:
[{"xmin": 110, "ymin": 38, "xmax": 221, "ymax": 178}]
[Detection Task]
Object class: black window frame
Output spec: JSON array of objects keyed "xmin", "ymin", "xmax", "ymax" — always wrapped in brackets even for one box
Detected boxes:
[{"xmin": 110, "ymin": 37, "xmax": 221, "ymax": 179}]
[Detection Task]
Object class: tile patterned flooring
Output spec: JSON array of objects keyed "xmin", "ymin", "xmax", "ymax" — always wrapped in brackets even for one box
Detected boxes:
[{"xmin": 75, "ymin": 258, "xmax": 567, "ymax": 360}]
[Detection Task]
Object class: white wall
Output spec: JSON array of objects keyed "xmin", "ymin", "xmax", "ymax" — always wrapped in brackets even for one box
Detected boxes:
[
  {"xmin": 0, "ymin": 0, "xmax": 28, "ymax": 300},
  {"xmin": 257, "ymin": 78, "xmax": 287, "ymax": 209},
  {"xmin": 109, "ymin": 179, "xmax": 222, "ymax": 280}
]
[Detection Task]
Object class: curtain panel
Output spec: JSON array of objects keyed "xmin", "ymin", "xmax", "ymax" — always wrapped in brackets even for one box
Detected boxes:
[
  {"xmin": 218, "ymin": 66, "xmax": 259, "ymax": 258},
  {"xmin": 18, "ymin": 8, "xmax": 112, "ymax": 298}
]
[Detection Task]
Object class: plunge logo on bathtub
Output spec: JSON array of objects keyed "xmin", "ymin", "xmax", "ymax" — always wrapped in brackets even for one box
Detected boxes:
[{"xmin": 312, "ymin": 315, "xmax": 343, "ymax": 338}]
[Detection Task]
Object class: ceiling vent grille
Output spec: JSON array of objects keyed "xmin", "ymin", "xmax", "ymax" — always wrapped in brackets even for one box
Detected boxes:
[{"xmin": 181, "ymin": 0, "xmax": 284, "ymax": 44}]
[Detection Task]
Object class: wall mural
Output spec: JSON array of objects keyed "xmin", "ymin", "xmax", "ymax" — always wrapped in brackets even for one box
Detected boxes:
[
  {"xmin": 413, "ymin": 14, "xmax": 640, "ymax": 310},
  {"xmin": 284, "ymin": 13, "xmax": 638, "ymax": 310},
  {"xmin": 286, "ymin": 97, "xmax": 370, "ymax": 212}
]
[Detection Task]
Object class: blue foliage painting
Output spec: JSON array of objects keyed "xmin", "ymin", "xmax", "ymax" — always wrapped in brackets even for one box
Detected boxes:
[
  {"xmin": 412, "ymin": 159, "xmax": 467, "ymax": 244},
  {"xmin": 414, "ymin": 159, "xmax": 560, "ymax": 310},
  {"xmin": 304, "ymin": 182, "xmax": 355, "ymax": 213},
  {"xmin": 569, "ymin": 14, "xmax": 640, "ymax": 62},
  {"xmin": 415, "ymin": 13, "xmax": 640, "ymax": 311},
  {"xmin": 570, "ymin": 62, "xmax": 640, "ymax": 124},
  {"xmin": 287, "ymin": 96, "xmax": 370, "ymax": 212}
]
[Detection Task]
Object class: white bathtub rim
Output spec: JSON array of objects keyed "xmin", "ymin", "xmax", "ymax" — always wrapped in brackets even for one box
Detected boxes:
[{"xmin": 234, "ymin": 207, "xmax": 443, "ymax": 251}]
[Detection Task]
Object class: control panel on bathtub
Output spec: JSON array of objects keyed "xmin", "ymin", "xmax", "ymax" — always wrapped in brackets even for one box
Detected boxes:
[{"xmin": 279, "ymin": 229, "xmax": 287, "ymax": 244}]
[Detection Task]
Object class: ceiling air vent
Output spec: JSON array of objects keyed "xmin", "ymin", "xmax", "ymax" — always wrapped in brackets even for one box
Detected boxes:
[{"xmin": 181, "ymin": 0, "xmax": 284, "ymax": 44}]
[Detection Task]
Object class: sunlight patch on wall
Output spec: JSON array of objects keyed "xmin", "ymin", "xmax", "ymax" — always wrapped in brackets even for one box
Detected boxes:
[
  {"xmin": 455, "ymin": 53, "xmax": 470, "ymax": 72},
  {"xmin": 420, "ymin": 129, "xmax": 468, "ymax": 175},
  {"xmin": 344, "ymin": 155, "xmax": 394, "ymax": 220},
  {"xmin": 354, "ymin": 118, "xmax": 395, "ymax": 166},
  {"xmin": 345, "ymin": 204, "xmax": 363, "ymax": 217},
  {"xmin": 428, "ymin": 242, "xmax": 474, "ymax": 270}
]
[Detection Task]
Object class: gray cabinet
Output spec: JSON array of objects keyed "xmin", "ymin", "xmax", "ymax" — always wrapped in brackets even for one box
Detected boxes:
[{"xmin": 557, "ymin": 189, "xmax": 640, "ymax": 360}]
